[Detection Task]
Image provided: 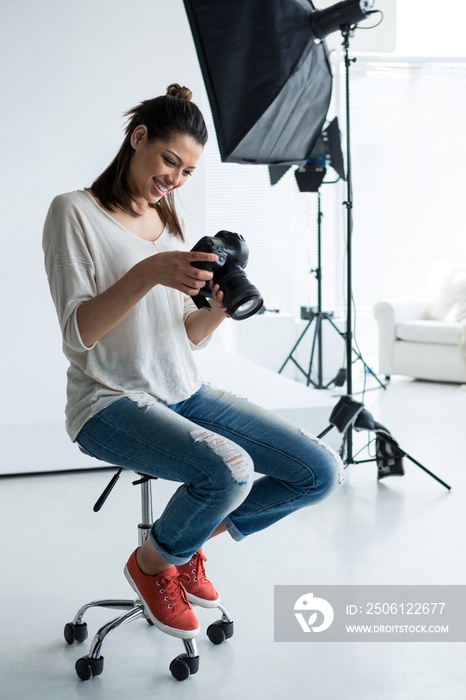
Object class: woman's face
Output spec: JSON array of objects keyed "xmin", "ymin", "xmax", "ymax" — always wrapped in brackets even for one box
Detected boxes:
[{"xmin": 128, "ymin": 127, "xmax": 203, "ymax": 208}]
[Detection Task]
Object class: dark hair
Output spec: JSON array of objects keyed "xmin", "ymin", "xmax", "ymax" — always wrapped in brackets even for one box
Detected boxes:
[{"xmin": 90, "ymin": 84, "xmax": 208, "ymax": 239}]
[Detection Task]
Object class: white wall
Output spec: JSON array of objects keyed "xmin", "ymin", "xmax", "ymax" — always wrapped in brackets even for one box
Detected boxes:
[{"xmin": 0, "ymin": 0, "xmax": 207, "ymax": 473}]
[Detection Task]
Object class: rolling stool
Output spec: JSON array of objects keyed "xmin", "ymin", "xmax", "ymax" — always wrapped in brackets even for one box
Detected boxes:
[{"xmin": 63, "ymin": 468, "xmax": 234, "ymax": 681}]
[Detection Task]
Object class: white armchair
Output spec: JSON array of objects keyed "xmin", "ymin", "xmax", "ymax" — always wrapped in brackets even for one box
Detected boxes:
[{"xmin": 374, "ymin": 263, "xmax": 466, "ymax": 383}]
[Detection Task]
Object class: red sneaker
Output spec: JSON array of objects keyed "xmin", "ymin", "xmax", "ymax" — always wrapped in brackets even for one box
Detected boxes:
[
  {"xmin": 124, "ymin": 549, "xmax": 200, "ymax": 639},
  {"xmin": 177, "ymin": 549, "xmax": 220, "ymax": 609}
]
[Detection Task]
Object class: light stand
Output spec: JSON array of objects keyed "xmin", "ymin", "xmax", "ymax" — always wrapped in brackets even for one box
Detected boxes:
[
  {"xmin": 278, "ymin": 187, "xmax": 346, "ymax": 389},
  {"xmin": 276, "ymin": 114, "xmax": 385, "ymax": 392},
  {"xmin": 342, "ymin": 25, "xmax": 356, "ymax": 464},
  {"xmin": 316, "ymin": 27, "xmax": 451, "ymax": 490}
]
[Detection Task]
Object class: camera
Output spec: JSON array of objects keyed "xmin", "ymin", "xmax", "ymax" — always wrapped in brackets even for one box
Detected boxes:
[{"xmin": 190, "ymin": 230, "xmax": 264, "ymax": 320}]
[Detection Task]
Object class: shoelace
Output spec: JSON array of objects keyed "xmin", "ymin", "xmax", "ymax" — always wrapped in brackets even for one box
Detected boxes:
[
  {"xmin": 156, "ymin": 572, "xmax": 191, "ymax": 609},
  {"xmin": 187, "ymin": 551, "xmax": 208, "ymax": 584}
]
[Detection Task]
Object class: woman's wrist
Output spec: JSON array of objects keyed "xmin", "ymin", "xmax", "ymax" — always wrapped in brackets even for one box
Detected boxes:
[{"xmin": 185, "ymin": 304, "xmax": 227, "ymax": 346}]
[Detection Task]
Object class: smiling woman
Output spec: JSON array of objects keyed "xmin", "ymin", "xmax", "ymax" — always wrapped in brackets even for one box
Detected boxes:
[
  {"xmin": 42, "ymin": 83, "xmax": 343, "ymax": 643},
  {"xmin": 93, "ymin": 132, "xmax": 203, "ymax": 243},
  {"xmin": 125, "ymin": 130, "xmax": 202, "ymax": 220},
  {"xmin": 90, "ymin": 84, "xmax": 207, "ymax": 239}
]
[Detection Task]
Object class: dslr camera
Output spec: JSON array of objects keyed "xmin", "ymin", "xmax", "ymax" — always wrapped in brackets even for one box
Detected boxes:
[{"xmin": 190, "ymin": 230, "xmax": 263, "ymax": 320}]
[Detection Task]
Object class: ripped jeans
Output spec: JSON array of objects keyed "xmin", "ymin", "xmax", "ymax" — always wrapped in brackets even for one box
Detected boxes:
[{"xmin": 76, "ymin": 384, "xmax": 345, "ymax": 566}]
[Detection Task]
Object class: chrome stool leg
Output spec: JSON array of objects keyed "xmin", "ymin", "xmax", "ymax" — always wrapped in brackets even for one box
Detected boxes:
[
  {"xmin": 135, "ymin": 474, "xmax": 154, "ymax": 545},
  {"xmin": 72, "ymin": 605, "xmax": 146, "ymax": 681},
  {"xmin": 206, "ymin": 602, "xmax": 235, "ymax": 645}
]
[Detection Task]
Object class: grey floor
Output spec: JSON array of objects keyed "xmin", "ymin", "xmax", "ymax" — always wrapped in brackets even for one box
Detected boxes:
[{"xmin": 1, "ymin": 377, "xmax": 465, "ymax": 700}]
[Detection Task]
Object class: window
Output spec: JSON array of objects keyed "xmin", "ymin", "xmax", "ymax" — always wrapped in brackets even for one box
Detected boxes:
[{"xmin": 203, "ymin": 57, "xmax": 466, "ymax": 322}]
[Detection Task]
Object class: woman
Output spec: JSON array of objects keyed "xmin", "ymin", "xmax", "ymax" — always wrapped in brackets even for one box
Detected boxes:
[{"xmin": 43, "ymin": 84, "xmax": 345, "ymax": 641}]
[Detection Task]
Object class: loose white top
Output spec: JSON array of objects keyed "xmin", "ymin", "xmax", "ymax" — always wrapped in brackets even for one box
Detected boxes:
[{"xmin": 43, "ymin": 190, "xmax": 205, "ymax": 440}]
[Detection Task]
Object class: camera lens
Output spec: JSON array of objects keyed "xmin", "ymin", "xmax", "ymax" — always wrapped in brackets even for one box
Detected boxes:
[
  {"xmin": 219, "ymin": 266, "xmax": 263, "ymax": 320},
  {"xmin": 234, "ymin": 299, "xmax": 261, "ymax": 319}
]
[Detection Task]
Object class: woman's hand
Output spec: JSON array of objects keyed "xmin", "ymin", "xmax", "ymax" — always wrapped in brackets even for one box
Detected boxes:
[
  {"xmin": 141, "ymin": 250, "xmax": 218, "ymax": 296},
  {"xmin": 76, "ymin": 250, "xmax": 218, "ymax": 348},
  {"xmin": 209, "ymin": 282, "xmax": 230, "ymax": 317},
  {"xmin": 184, "ymin": 281, "xmax": 230, "ymax": 346}
]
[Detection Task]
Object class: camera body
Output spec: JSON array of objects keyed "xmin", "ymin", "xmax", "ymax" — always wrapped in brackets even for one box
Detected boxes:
[
  {"xmin": 191, "ymin": 230, "xmax": 263, "ymax": 320},
  {"xmin": 191, "ymin": 229, "xmax": 249, "ymax": 275}
]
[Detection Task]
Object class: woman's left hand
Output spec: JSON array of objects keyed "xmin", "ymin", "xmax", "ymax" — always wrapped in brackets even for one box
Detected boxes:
[
  {"xmin": 185, "ymin": 282, "xmax": 230, "ymax": 345},
  {"xmin": 210, "ymin": 282, "xmax": 230, "ymax": 317}
]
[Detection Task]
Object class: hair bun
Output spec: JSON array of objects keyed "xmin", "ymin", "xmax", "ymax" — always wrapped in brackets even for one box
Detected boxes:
[{"xmin": 166, "ymin": 83, "xmax": 192, "ymax": 101}]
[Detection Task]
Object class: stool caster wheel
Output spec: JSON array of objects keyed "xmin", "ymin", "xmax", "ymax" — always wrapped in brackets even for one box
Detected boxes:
[
  {"xmin": 207, "ymin": 619, "xmax": 234, "ymax": 645},
  {"xmin": 64, "ymin": 622, "xmax": 88, "ymax": 644},
  {"xmin": 75, "ymin": 655, "xmax": 104, "ymax": 681},
  {"xmin": 169, "ymin": 653, "xmax": 199, "ymax": 681}
]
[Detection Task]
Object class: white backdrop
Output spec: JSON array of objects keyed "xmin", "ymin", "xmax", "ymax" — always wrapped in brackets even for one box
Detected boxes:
[{"xmin": 0, "ymin": 0, "xmax": 208, "ymax": 473}]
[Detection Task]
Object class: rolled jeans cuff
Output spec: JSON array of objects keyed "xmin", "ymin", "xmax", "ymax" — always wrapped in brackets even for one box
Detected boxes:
[
  {"xmin": 148, "ymin": 531, "xmax": 193, "ymax": 567},
  {"xmin": 223, "ymin": 515, "xmax": 246, "ymax": 542}
]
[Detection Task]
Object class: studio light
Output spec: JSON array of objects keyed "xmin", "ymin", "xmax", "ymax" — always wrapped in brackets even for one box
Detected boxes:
[
  {"xmin": 182, "ymin": 0, "xmax": 333, "ymax": 166},
  {"xmin": 268, "ymin": 117, "xmax": 345, "ymax": 192},
  {"xmin": 309, "ymin": 0, "xmax": 375, "ymax": 42},
  {"xmin": 182, "ymin": 0, "xmax": 376, "ymax": 166}
]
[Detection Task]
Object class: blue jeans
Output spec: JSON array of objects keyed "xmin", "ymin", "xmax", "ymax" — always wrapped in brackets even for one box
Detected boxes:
[{"xmin": 76, "ymin": 384, "xmax": 345, "ymax": 565}]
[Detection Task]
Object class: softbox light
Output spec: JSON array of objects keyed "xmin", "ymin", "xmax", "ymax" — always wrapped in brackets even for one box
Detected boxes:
[{"xmin": 182, "ymin": 0, "xmax": 333, "ymax": 166}]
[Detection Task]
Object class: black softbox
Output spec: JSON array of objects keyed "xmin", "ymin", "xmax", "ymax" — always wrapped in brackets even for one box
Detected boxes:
[{"xmin": 182, "ymin": 0, "xmax": 333, "ymax": 166}]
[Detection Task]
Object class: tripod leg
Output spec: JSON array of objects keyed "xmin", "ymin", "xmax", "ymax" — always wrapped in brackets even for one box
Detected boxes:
[
  {"xmin": 324, "ymin": 316, "xmax": 387, "ymax": 391},
  {"xmin": 317, "ymin": 425, "xmax": 334, "ymax": 440},
  {"xmin": 351, "ymin": 347, "xmax": 387, "ymax": 390},
  {"xmin": 401, "ymin": 450, "xmax": 451, "ymax": 491},
  {"xmin": 306, "ymin": 315, "xmax": 322, "ymax": 388},
  {"xmin": 278, "ymin": 318, "xmax": 314, "ymax": 375}
]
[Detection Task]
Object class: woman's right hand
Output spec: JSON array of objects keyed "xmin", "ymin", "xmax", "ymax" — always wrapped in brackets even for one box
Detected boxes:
[
  {"xmin": 140, "ymin": 250, "xmax": 219, "ymax": 296},
  {"xmin": 77, "ymin": 250, "xmax": 219, "ymax": 347}
]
